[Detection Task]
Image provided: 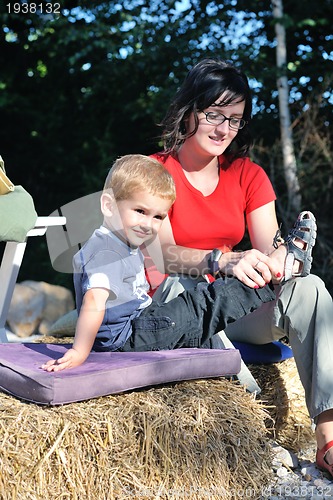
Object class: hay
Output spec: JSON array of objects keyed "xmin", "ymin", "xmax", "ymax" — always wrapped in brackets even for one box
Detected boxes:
[
  {"xmin": 0, "ymin": 376, "xmax": 274, "ymax": 499},
  {"xmin": 251, "ymin": 357, "xmax": 315, "ymax": 453}
]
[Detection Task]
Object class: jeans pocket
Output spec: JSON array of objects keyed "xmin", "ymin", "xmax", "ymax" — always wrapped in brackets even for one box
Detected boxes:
[
  {"xmin": 131, "ymin": 315, "xmax": 177, "ymax": 351},
  {"xmin": 133, "ymin": 315, "xmax": 175, "ymax": 332}
]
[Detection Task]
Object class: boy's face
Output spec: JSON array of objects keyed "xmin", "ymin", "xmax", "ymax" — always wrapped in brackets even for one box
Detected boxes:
[{"xmin": 105, "ymin": 190, "xmax": 171, "ymax": 248}]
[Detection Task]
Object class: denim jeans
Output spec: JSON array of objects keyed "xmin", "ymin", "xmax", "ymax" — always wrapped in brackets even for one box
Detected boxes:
[{"xmin": 122, "ymin": 277, "xmax": 275, "ymax": 352}]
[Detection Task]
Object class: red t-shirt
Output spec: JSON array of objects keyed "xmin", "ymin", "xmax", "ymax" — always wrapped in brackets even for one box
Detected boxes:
[{"xmin": 147, "ymin": 153, "xmax": 276, "ymax": 291}]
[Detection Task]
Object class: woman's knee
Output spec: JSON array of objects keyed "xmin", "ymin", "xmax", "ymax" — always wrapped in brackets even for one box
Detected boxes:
[{"xmin": 280, "ymin": 274, "xmax": 329, "ymax": 322}]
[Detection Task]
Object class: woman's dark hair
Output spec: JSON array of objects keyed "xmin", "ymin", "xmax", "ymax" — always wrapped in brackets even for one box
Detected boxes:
[{"xmin": 160, "ymin": 58, "xmax": 253, "ymax": 158}]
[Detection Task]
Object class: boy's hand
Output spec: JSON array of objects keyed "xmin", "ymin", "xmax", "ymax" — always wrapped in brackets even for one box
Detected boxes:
[
  {"xmin": 41, "ymin": 288, "xmax": 109, "ymax": 372},
  {"xmin": 41, "ymin": 348, "xmax": 87, "ymax": 372}
]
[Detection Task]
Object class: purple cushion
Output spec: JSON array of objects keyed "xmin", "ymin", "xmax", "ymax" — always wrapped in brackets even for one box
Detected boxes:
[{"xmin": 0, "ymin": 343, "xmax": 241, "ymax": 405}]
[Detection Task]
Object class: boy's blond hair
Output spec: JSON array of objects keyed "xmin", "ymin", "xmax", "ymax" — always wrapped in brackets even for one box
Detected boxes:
[{"xmin": 104, "ymin": 154, "xmax": 176, "ymax": 203}]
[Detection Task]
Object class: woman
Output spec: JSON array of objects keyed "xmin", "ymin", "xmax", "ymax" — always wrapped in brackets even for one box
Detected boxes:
[{"xmin": 148, "ymin": 58, "xmax": 333, "ymax": 476}]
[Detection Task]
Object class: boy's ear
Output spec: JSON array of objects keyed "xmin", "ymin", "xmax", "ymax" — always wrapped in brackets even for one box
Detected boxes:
[{"xmin": 100, "ymin": 191, "xmax": 115, "ymax": 217}]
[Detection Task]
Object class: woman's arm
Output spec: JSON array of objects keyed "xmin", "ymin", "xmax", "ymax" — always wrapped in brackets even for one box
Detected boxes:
[
  {"xmin": 247, "ymin": 202, "xmax": 280, "ymax": 254},
  {"xmin": 42, "ymin": 288, "xmax": 109, "ymax": 371},
  {"xmin": 147, "ymin": 202, "xmax": 284, "ymax": 288},
  {"xmin": 226, "ymin": 201, "xmax": 286, "ymax": 285}
]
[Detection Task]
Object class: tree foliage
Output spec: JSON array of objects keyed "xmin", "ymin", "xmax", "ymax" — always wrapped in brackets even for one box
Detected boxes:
[{"xmin": 0, "ymin": 0, "xmax": 332, "ymax": 290}]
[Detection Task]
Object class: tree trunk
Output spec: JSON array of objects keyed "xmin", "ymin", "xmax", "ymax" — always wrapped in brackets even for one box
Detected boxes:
[{"xmin": 272, "ymin": 0, "xmax": 301, "ymax": 215}]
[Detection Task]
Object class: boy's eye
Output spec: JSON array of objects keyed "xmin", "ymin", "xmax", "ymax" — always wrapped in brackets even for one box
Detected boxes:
[{"xmin": 135, "ymin": 209, "xmax": 145, "ymax": 214}]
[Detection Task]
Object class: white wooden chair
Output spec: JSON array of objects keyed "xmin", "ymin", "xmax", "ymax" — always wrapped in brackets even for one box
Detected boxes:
[{"xmin": 0, "ymin": 216, "xmax": 66, "ymax": 342}]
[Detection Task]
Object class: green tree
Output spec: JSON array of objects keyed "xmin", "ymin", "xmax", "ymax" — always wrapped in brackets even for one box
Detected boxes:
[{"xmin": 1, "ymin": 0, "xmax": 332, "ymax": 290}]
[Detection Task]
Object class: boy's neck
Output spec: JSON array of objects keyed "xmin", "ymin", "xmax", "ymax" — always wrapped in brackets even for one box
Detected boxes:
[{"xmin": 101, "ymin": 222, "xmax": 139, "ymax": 252}]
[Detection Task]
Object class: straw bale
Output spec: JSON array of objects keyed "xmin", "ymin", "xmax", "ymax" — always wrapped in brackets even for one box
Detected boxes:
[
  {"xmin": 251, "ymin": 357, "xmax": 315, "ymax": 453},
  {"xmin": 0, "ymin": 375, "xmax": 274, "ymax": 500}
]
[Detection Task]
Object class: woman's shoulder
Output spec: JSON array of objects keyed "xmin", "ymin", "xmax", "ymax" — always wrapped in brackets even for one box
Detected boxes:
[
  {"xmin": 150, "ymin": 151, "xmax": 166, "ymax": 162},
  {"xmin": 224, "ymin": 155, "xmax": 268, "ymax": 180},
  {"xmin": 223, "ymin": 154, "xmax": 260, "ymax": 171},
  {"xmin": 150, "ymin": 152, "xmax": 180, "ymax": 173}
]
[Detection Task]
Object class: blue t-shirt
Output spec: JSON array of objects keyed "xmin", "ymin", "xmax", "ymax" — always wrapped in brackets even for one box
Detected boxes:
[{"xmin": 73, "ymin": 226, "xmax": 152, "ymax": 350}]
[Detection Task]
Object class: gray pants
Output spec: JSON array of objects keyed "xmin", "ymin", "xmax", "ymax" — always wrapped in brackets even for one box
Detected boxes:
[{"xmin": 152, "ymin": 274, "xmax": 333, "ymax": 421}]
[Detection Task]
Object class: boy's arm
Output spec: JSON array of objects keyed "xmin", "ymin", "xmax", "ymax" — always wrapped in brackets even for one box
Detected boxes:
[{"xmin": 41, "ymin": 288, "xmax": 109, "ymax": 372}]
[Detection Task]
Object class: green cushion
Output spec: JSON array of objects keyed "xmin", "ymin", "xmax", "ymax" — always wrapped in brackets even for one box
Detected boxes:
[
  {"xmin": 0, "ymin": 185, "xmax": 38, "ymax": 242},
  {"xmin": 48, "ymin": 309, "xmax": 78, "ymax": 337}
]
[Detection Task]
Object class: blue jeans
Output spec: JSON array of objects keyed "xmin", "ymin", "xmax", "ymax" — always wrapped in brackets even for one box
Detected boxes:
[{"xmin": 122, "ymin": 277, "xmax": 275, "ymax": 352}]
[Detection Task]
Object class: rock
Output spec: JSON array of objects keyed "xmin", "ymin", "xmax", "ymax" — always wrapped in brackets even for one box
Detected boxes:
[
  {"xmin": 264, "ymin": 442, "xmax": 333, "ymax": 500},
  {"xmin": 6, "ymin": 283, "xmax": 45, "ymax": 337},
  {"xmin": 271, "ymin": 441, "xmax": 299, "ymax": 469},
  {"xmin": 276, "ymin": 466, "xmax": 290, "ymax": 478},
  {"xmin": 7, "ymin": 280, "xmax": 74, "ymax": 337}
]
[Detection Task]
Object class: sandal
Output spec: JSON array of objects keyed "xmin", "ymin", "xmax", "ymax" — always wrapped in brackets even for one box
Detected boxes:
[
  {"xmin": 316, "ymin": 440, "xmax": 333, "ymax": 477},
  {"xmin": 283, "ymin": 211, "xmax": 317, "ymax": 281}
]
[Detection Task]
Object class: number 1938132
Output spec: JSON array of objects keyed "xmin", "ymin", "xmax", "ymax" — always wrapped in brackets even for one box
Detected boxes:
[{"xmin": 6, "ymin": 3, "xmax": 61, "ymax": 14}]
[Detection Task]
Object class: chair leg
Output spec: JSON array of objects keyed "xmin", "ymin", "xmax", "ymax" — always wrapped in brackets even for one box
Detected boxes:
[{"xmin": 0, "ymin": 240, "xmax": 27, "ymax": 342}]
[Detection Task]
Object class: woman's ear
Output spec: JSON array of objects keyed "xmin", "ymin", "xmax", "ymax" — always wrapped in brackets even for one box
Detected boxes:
[{"xmin": 100, "ymin": 191, "xmax": 115, "ymax": 217}]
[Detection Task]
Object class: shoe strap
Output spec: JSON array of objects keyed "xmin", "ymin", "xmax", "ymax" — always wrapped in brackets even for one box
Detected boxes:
[{"xmin": 322, "ymin": 440, "xmax": 333, "ymax": 455}]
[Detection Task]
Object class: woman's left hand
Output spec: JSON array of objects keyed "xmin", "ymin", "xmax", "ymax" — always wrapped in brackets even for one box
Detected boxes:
[{"xmin": 222, "ymin": 249, "xmax": 280, "ymax": 288}]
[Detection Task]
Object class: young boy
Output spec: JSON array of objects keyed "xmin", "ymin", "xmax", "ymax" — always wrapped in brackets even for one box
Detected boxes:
[{"xmin": 42, "ymin": 154, "xmax": 275, "ymax": 371}]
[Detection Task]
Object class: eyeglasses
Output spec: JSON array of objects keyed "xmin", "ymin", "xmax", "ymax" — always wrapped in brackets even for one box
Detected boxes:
[{"xmin": 202, "ymin": 111, "xmax": 247, "ymax": 131}]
